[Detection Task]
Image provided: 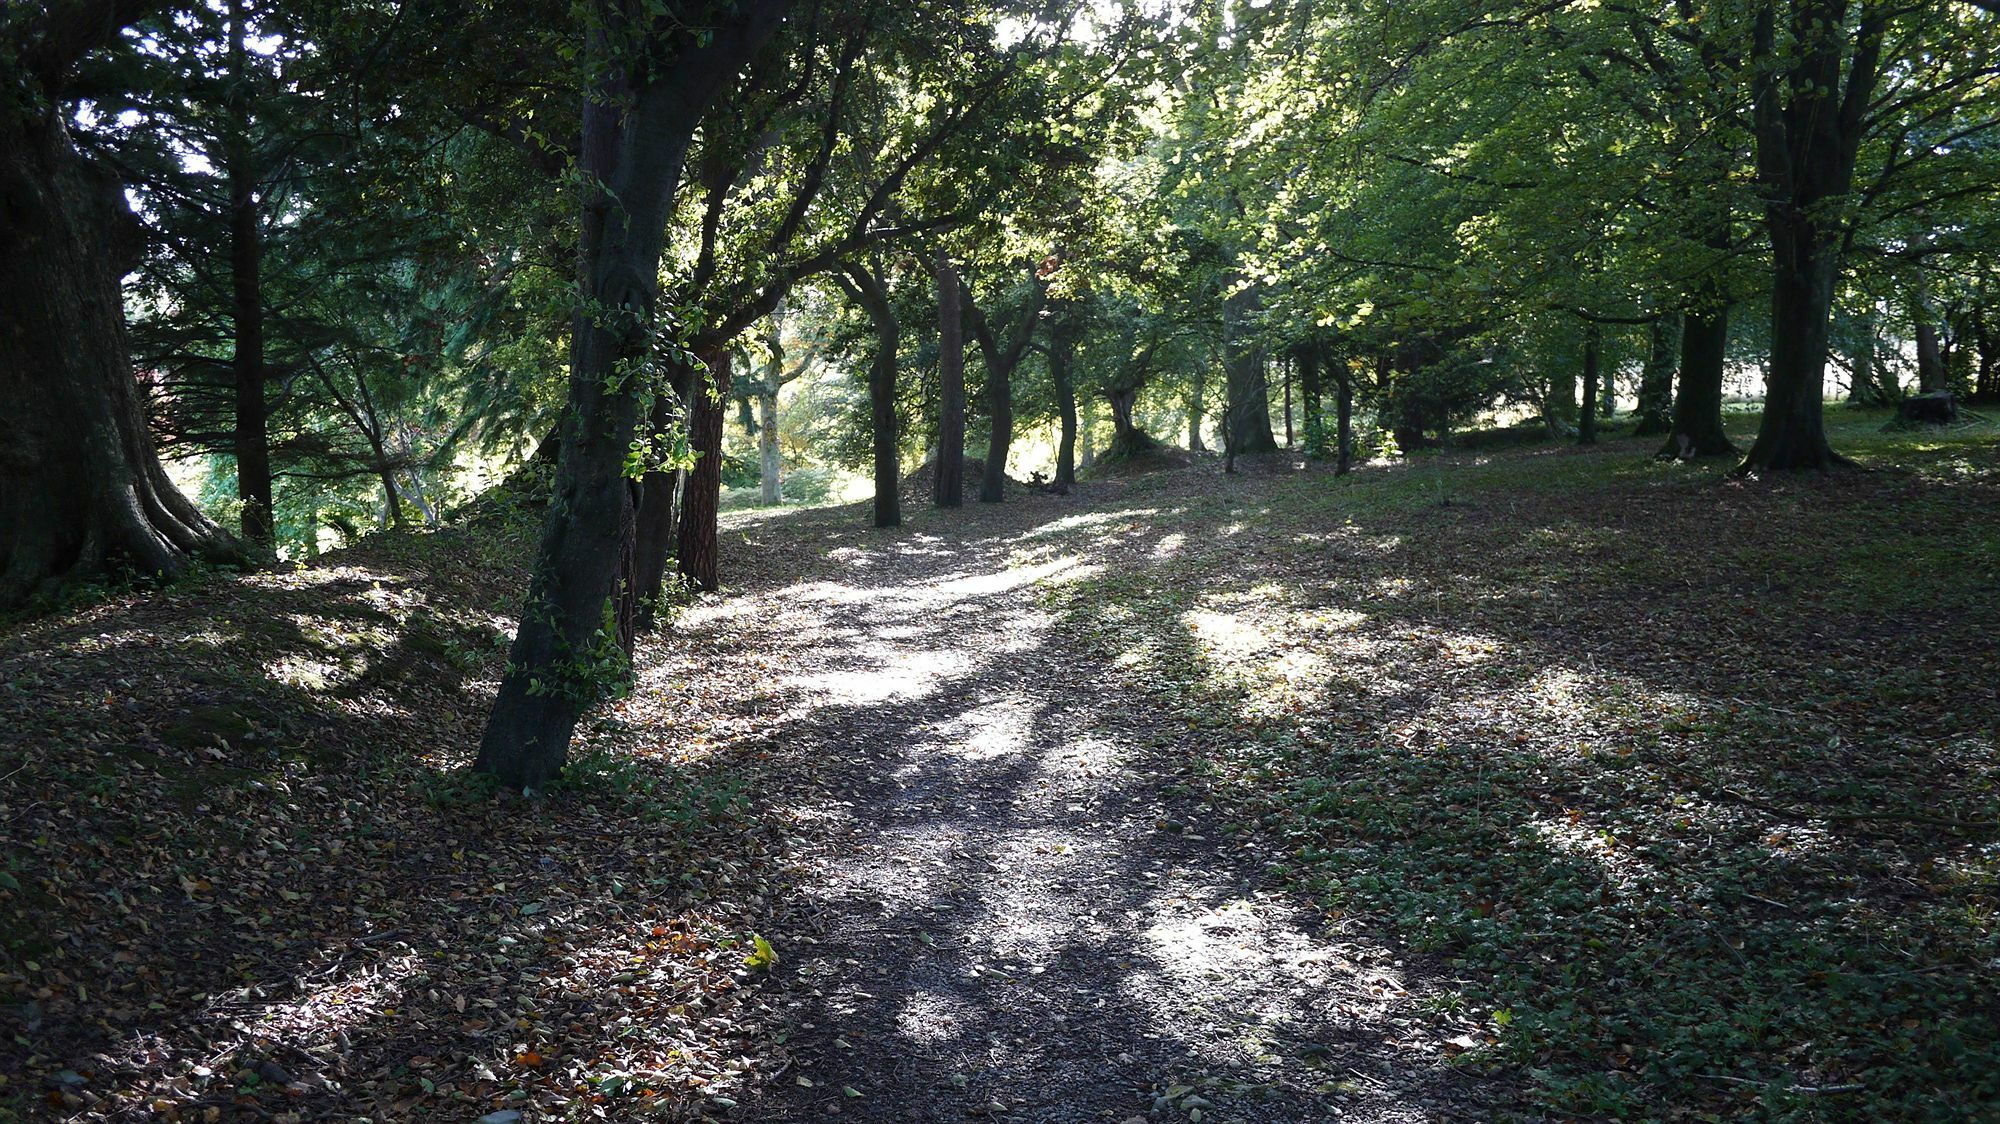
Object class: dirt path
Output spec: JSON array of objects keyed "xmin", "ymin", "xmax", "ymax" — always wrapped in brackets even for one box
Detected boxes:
[{"xmin": 686, "ymin": 491, "xmax": 1473, "ymax": 1122}]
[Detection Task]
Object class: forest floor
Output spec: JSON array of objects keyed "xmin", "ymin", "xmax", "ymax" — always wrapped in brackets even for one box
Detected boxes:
[{"xmin": 3, "ymin": 408, "xmax": 1997, "ymax": 1122}]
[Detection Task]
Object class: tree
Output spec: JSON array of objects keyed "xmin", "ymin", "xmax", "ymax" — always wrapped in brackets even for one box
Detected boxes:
[
  {"xmin": 934, "ymin": 255, "xmax": 967, "ymax": 507},
  {"xmin": 1632, "ymin": 313, "xmax": 1680, "ymax": 437},
  {"xmin": 1047, "ymin": 298, "xmax": 1087, "ymax": 486},
  {"xmin": 1, "ymin": 0, "xmax": 244, "ymax": 609},
  {"xmin": 676, "ymin": 349, "xmax": 731, "ymax": 592},
  {"xmin": 1737, "ymin": 0, "xmax": 1885, "ymax": 472},
  {"xmin": 965, "ymin": 265, "xmax": 1049, "ymax": 502},
  {"xmin": 836, "ymin": 260, "xmax": 903, "ymax": 527},
  {"xmin": 746, "ymin": 309, "xmax": 818, "ymax": 505},
  {"xmin": 475, "ymin": 0, "xmax": 791, "ymax": 790}
]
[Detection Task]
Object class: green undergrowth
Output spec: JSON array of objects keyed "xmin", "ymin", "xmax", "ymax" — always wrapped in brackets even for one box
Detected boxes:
[{"xmin": 1042, "ymin": 415, "xmax": 2000, "ymax": 1120}]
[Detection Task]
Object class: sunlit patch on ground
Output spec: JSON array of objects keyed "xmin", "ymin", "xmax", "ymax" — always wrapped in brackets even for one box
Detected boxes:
[{"xmin": 1038, "ymin": 418, "xmax": 2000, "ymax": 1119}]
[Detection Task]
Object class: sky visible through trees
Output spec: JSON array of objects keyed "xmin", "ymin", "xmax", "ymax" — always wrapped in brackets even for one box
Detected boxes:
[{"xmin": 3, "ymin": 1, "xmax": 1999, "ymax": 1121}]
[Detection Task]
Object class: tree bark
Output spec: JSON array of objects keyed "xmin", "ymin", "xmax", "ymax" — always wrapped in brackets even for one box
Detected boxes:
[
  {"xmin": 1051, "ymin": 312, "xmax": 1081, "ymax": 487},
  {"xmin": 1298, "ymin": 344, "xmax": 1325, "ymax": 459},
  {"xmin": 980, "ymin": 360, "xmax": 1012, "ymax": 503},
  {"xmin": 632, "ymin": 355, "xmax": 696, "ymax": 630},
  {"xmin": 477, "ymin": 3, "xmax": 789, "ymax": 791},
  {"xmin": 1845, "ymin": 303, "xmax": 1892, "ymax": 406},
  {"xmin": 1, "ymin": 53, "xmax": 242, "ymax": 610},
  {"xmin": 1105, "ymin": 384, "xmax": 1158, "ymax": 459},
  {"xmin": 1632, "ymin": 313, "xmax": 1680, "ymax": 436},
  {"xmin": 1282, "ymin": 355, "xmax": 1294, "ymax": 447},
  {"xmin": 977, "ymin": 345, "xmax": 1010, "ymax": 504},
  {"xmin": 837, "ymin": 263, "xmax": 900, "ymax": 528},
  {"xmin": 1578, "ymin": 321, "xmax": 1602, "ymax": 445},
  {"xmin": 758, "ymin": 376, "xmax": 781, "ymax": 505},
  {"xmin": 1335, "ymin": 355, "xmax": 1356, "ymax": 475},
  {"xmin": 1187, "ymin": 366, "xmax": 1209, "ymax": 452},
  {"xmin": 226, "ymin": 0, "xmax": 273, "ymax": 553},
  {"xmin": 1742, "ymin": 223, "xmax": 1843, "ymax": 470},
  {"xmin": 1973, "ymin": 306, "xmax": 1999, "ymax": 403},
  {"xmin": 1915, "ymin": 316, "xmax": 1947, "ymax": 394},
  {"xmin": 1223, "ymin": 285, "xmax": 1277, "ymax": 453},
  {"xmin": 1658, "ymin": 304, "xmax": 1736, "ymax": 459},
  {"xmin": 676, "ymin": 350, "xmax": 731, "ymax": 592},
  {"xmin": 966, "ymin": 275, "xmax": 1046, "ymax": 503},
  {"xmin": 1546, "ymin": 350, "xmax": 1579, "ymax": 437},
  {"xmin": 934, "ymin": 256, "xmax": 966, "ymax": 508},
  {"xmin": 1737, "ymin": 0, "xmax": 1880, "ymax": 473}
]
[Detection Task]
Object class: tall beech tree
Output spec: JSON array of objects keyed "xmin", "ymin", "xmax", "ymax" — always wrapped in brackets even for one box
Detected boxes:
[
  {"xmin": 1, "ymin": 0, "xmax": 244, "ymax": 609},
  {"xmin": 1737, "ymin": 0, "xmax": 1885, "ymax": 472}
]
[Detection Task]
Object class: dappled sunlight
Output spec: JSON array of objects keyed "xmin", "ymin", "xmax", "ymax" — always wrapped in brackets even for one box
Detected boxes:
[
  {"xmin": 691, "ymin": 497, "xmax": 1465, "ymax": 1120},
  {"xmin": 1024, "ymin": 437, "xmax": 2000, "ymax": 1119},
  {"xmin": 895, "ymin": 988, "xmax": 977, "ymax": 1046},
  {"xmin": 1185, "ymin": 608, "xmax": 1272, "ymax": 659},
  {"xmin": 926, "ymin": 697, "xmax": 1038, "ymax": 761},
  {"xmin": 789, "ymin": 649, "xmax": 968, "ymax": 704},
  {"xmin": 932, "ymin": 555, "xmax": 1084, "ymax": 598},
  {"xmin": 1007, "ymin": 506, "xmax": 1164, "ymax": 543}
]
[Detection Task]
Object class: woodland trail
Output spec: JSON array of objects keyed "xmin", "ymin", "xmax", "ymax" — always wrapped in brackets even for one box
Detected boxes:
[{"xmin": 689, "ymin": 487, "xmax": 1476, "ymax": 1122}]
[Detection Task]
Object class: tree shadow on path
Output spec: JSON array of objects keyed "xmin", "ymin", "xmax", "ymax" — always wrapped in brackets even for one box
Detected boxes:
[{"xmin": 702, "ymin": 493, "xmax": 1486, "ymax": 1122}]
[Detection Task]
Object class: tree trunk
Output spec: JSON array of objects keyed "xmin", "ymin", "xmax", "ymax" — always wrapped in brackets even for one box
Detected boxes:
[
  {"xmin": 1187, "ymin": 366, "xmax": 1208, "ymax": 452},
  {"xmin": 837, "ymin": 264, "xmax": 901, "ymax": 528},
  {"xmin": 1223, "ymin": 285, "xmax": 1277, "ymax": 453},
  {"xmin": 1658, "ymin": 304, "xmax": 1736, "ymax": 459},
  {"xmin": 1298, "ymin": 344, "xmax": 1325, "ymax": 459},
  {"xmin": 224, "ymin": 0, "xmax": 274, "ymax": 554},
  {"xmin": 223, "ymin": 0, "xmax": 274, "ymax": 553},
  {"xmin": 1, "ymin": 103, "xmax": 241, "ymax": 609},
  {"xmin": 1335, "ymin": 356, "xmax": 1356, "ymax": 475},
  {"xmin": 979, "ymin": 344, "xmax": 1012, "ymax": 504},
  {"xmin": 1282, "ymin": 355, "xmax": 1294, "ymax": 447},
  {"xmin": 1740, "ymin": 217, "xmax": 1842, "ymax": 472},
  {"xmin": 1973, "ymin": 310, "xmax": 1999, "ymax": 403},
  {"xmin": 934, "ymin": 256, "xmax": 966, "ymax": 508},
  {"xmin": 376, "ymin": 466, "xmax": 408, "ymax": 529},
  {"xmin": 1737, "ymin": 0, "xmax": 1877, "ymax": 473},
  {"xmin": 1915, "ymin": 317, "xmax": 1947, "ymax": 394},
  {"xmin": 1080, "ymin": 397, "xmax": 1097, "ymax": 469},
  {"xmin": 1105, "ymin": 386, "xmax": 1157, "ymax": 458},
  {"xmin": 1051, "ymin": 317, "xmax": 1079, "ymax": 487},
  {"xmin": 1546, "ymin": 351, "xmax": 1579, "ymax": 436},
  {"xmin": 758, "ymin": 387, "xmax": 781, "ymax": 505},
  {"xmin": 1578, "ymin": 321, "xmax": 1602, "ymax": 445},
  {"xmin": 477, "ymin": 4, "xmax": 788, "ymax": 791},
  {"xmin": 865, "ymin": 297, "xmax": 901, "ymax": 529},
  {"xmin": 1845, "ymin": 304, "xmax": 1890, "ymax": 406},
  {"xmin": 676, "ymin": 350, "xmax": 731, "ymax": 592},
  {"xmin": 632, "ymin": 357, "xmax": 695, "ymax": 630},
  {"xmin": 1632, "ymin": 313, "xmax": 1680, "ymax": 436}
]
